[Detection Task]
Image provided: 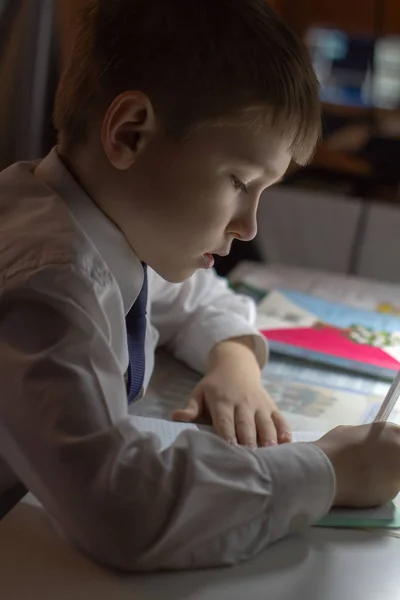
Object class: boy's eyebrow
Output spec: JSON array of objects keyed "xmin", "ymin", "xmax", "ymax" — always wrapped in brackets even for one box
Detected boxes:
[
  {"xmin": 231, "ymin": 157, "xmax": 287, "ymax": 186},
  {"xmin": 234, "ymin": 158, "xmax": 284, "ymax": 179}
]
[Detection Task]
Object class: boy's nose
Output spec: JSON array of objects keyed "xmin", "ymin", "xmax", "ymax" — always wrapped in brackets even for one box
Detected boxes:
[{"xmin": 230, "ymin": 210, "xmax": 258, "ymax": 243}]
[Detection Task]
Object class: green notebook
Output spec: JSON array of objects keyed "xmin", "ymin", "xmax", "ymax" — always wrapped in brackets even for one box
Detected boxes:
[{"xmin": 316, "ymin": 501, "xmax": 400, "ymax": 529}]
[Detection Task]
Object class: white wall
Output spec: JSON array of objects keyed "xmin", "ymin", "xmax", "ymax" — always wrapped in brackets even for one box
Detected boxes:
[
  {"xmin": 358, "ymin": 203, "xmax": 400, "ymax": 282},
  {"xmin": 256, "ymin": 185, "xmax": 400, "ymax": 283}
]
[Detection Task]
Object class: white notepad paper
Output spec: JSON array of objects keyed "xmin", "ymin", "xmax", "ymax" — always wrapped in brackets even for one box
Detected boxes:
[{"xmin": 131, "ymin": 415, "xmax": 321, "ymax": 449}]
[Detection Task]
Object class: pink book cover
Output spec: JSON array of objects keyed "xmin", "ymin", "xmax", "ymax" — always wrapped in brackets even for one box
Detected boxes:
[{"xmin": 258, "ymin": 289, "xmax": 400, "ymax": 378}]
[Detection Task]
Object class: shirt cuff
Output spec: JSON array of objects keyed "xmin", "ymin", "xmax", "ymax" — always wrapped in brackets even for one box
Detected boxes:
[
  {"xmin": 175, "ymin": 314, "xmax": 268, "ymax": 374},
  {"xmin": 261, "ymin": 442, "xmax": 336, "ymax": 542}
]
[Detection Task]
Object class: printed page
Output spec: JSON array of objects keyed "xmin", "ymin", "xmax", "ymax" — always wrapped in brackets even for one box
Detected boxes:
[
  {"xmin": 139, "ymin": 350, "xmax": 386, "ymax": 434},
  {"xmin": 263, "ymin": 375, "xmax": 382, "ymax": 432}
]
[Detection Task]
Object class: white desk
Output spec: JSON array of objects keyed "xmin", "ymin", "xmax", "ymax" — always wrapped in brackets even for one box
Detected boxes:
[
  {"xmin": 1, "ymin": 351, "xmax": 400, "ymax": 599},
  {"xmin": 1, "ymin": 497, "xmax": 400, "ymax": 600}
]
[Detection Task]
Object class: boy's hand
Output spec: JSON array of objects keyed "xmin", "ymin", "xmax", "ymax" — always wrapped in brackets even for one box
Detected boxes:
[
  {"xmin": 172, "ymin": 337, "xmax": 291, "ymax": 447},
  {"xmin": 315, "ymin": 422, "xmax": 400, "ymax": 507}
]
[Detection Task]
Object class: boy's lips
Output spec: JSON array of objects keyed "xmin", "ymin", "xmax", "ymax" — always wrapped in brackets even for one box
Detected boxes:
[
  {"xmin": 202, "ymin": 253, "xmax": 215, "ymax": 268},
  {"xmin": 199, "ymin": 248, "xmax": 231, "ymax": 269}
]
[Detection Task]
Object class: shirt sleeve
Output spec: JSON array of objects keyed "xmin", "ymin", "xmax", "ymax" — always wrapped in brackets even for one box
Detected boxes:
[
  {"xmin": 149, "ymin": 268, "xmax": 268, "ymax": 374},
  {"xmin": 0, "ymin": 263, "xmax": 335, "ymax": 572}
]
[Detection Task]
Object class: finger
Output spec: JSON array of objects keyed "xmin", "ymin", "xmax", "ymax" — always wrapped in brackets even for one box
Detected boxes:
[
  {"xmin": 172, "ymin": 395, "xmax": 203, "ymax": 423},
  {"xmin": 255, "ymin": 410, "xmax": 278, "ymax": 447},
  {"xmin": 272, "ymin": 411, "xmax": 292, "ymax": 444},
  {"xmin": 234, "ymin": 405, "xmax": 257, "ymax": 448},
  {"xmin": 210, "ymin": 404, "xmax": 237, "ymax": 445}
]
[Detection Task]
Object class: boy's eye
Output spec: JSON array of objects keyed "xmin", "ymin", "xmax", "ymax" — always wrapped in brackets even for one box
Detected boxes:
[{"xmin": 230, "ymin": 174, "xmax": 248, "ymax": 194}]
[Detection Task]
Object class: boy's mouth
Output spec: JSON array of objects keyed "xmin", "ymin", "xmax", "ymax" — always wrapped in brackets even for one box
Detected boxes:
[
  {"xmin": 202, "ymin": 253, "xmax": 215, "ymax": 269},
  {"xmin": 201, "ymin": 247, "xmax": 230, "ymax": 269}
]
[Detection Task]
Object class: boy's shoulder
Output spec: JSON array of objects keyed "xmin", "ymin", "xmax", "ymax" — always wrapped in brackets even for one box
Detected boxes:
[{"xmin": 0, "ymin": 160, "xmax": 107, "ymax": 286}]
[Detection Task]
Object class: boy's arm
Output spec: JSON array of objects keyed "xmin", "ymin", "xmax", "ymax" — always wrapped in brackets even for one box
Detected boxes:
[
  {"xmin": 149, "ymin": 269, "xmax": 290, "ymax": 446},
  {"xmin": 0, "ymin": 264, "xmax": 335, "ymax": 571},
  {"xmin": 149, "ymin": 267, "xmax": 267, "ymax": 373}
]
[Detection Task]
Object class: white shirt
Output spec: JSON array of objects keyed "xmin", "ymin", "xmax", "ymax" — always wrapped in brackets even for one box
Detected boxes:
[{"xmin": 0, "ymin": 149, "xmax": 335, "ymax": 571}]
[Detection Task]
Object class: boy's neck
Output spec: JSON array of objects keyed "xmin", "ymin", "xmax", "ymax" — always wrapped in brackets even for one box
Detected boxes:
[
  {"xmin": 57, "ymin": 137, "xmax": 103, "ymax": 206},
  {"xmin": 56, "ymin": 137, "xmax": 127, "ymax": 239}
]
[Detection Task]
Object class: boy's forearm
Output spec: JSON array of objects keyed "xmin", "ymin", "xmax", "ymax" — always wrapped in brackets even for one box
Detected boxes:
[{"xmin": 208, "ymin": 335, "xmax": 262, "ymax": 375}]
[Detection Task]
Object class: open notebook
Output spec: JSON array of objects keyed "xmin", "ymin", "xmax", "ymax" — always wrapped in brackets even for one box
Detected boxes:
[{"xmin": 132, "ymin": 415, "xmax": 400, "ymax": 530}]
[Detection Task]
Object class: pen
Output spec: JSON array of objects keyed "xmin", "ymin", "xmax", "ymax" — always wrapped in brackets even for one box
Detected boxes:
[{"xmin": 373, "ymin": 371, "xmax": 400, "ymax": 423}]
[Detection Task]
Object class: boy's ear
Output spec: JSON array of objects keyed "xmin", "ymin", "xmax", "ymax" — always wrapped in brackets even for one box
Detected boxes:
[{"xmin": 101, "ymin": 91, "xmax": 157, "ymax": 170}]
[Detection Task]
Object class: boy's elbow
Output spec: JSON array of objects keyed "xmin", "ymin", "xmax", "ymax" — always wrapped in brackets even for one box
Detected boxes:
[
  {"xmin": 56, "ymin": 499, "xmax": 174, "ymax": 573},
  {"xmin": 66, "ymin": 511, "xmax": 267, "ymax": 574},
  {"xmin": 65, "ymin": 518, "xmax": 156, "ymax": 573}
]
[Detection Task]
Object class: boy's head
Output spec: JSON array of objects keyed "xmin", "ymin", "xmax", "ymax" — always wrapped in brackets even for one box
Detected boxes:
[{"xmin": 54, "ymin": 0, "xmax": 320, "ymax": 283}]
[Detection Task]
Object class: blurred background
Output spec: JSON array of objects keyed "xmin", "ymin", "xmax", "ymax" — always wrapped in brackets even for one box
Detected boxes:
[{"xmin": 0, "ymin": 0, "xmax": 399, "ymax": 282}]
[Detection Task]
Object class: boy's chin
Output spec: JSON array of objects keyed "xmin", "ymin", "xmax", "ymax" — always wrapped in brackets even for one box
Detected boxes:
[{"xmin": 154, "ymin": 263, "xmax": 198, "ymax": 284}]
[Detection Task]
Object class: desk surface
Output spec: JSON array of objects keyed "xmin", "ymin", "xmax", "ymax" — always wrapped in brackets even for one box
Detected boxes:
[
  {"xmin": 1, "ymin": 498, "xmax": 400, "ymax": 600},
  {"xmin": 2, "ymin": 350, "xmax": 400, "ymax": 599}
]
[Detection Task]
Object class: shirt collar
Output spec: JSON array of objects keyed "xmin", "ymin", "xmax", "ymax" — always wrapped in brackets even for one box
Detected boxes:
[{"xmin": 35, "ymin": 147, "xmax": 143, "ymax": 314}]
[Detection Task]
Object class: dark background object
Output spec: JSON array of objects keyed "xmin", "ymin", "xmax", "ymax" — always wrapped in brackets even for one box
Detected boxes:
[
  {"xmin": 0, "ymin": 0, "xmax": 59, "ymax": 170},
  {"xmin": 213, "ymin": 239, "xmax": 263, "ymax": 277}
]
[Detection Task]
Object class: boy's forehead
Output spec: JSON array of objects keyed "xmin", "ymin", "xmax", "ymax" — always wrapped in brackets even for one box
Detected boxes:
[{"xmin": 186, "ymin": 120, "xmax": 292, "ymax": 175}]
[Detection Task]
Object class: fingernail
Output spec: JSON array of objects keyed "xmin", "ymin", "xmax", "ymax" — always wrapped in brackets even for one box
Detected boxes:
[
  {"xmin": 281, "ymin": 432, "xmax": 292, "ymax": 441},
  {"xmin": 265, "ymin": 441, "xmax": 277, "ymax": 447},
  {"xmin": 246, "ymin": 444, "xmax": 257, "ymax": 450},
  {"xmin": 227, "ymin": 437, "xmax": 238, "ymax": 446}
]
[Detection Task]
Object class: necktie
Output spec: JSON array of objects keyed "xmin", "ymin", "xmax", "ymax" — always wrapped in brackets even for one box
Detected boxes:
[{"xmin": 126, "ymin": 264, "xmax": 148, "ymax": 404}]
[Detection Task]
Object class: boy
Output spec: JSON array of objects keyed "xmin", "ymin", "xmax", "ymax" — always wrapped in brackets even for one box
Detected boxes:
[{"xmin": 1, "ymin": 0, "xmax": 400, "ymax": 572}]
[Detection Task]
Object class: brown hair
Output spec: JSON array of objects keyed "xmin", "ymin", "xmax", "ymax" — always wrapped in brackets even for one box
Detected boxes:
[{"xmin": 54, "ymin": 0, "xmax": 320, "ymax": 164}]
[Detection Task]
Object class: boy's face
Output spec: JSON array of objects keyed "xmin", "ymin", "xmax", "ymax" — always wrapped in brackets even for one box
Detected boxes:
[{"xmin": 97, "ymin": 98, "xmax": 291, "ymax": 282}]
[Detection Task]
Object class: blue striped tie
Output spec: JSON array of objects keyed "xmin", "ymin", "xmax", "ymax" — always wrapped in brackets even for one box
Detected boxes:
[{"xmin": 126, "ymin": 264, "xmax": 148, "ymax": 404}]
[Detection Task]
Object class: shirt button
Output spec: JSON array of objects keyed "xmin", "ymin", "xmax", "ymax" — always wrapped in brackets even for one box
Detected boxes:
[{"xmin": 289, "ymin": 513, "xmax": 311, "ymax": 533}]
